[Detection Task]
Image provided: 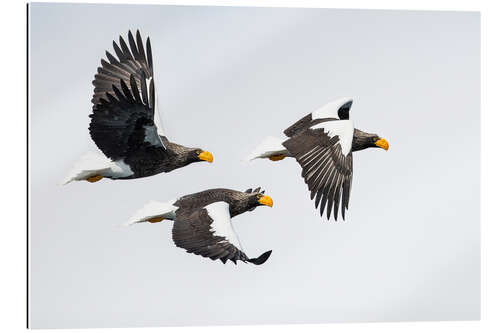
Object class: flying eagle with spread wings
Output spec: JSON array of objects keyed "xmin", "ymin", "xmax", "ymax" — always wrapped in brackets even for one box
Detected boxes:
[
  {"xmin": 64, "ymin": 30, "xmax": 213, "ymax": 184},
  {"xmin": 127, "ymin": 188, "xmax": 273, "ymax": 265},
  {"xmin": 247, "ymin": 98, "xmax": 389, "ymax": 221}
]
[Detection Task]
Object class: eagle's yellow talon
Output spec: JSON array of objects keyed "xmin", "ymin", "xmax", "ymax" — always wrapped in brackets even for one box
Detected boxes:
[
  {"xmin": 269, "ymin": 154, "xmax": 286, "ymax": 161},
  {"xmin": 148, "ymin": 217, "xmax": 164, "ymax": 223},
  {"xmin": 86, "ymin": 175, "xmax": 103, "ymax": 183}
]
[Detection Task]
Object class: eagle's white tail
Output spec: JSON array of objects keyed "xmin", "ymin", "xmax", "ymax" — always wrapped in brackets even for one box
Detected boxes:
[
  {"xmin": 62, "ymin": 152, "xmax": 113, "ymax": 185},
  {"xmin": 125, "ymin": 199, "xmax": 179, "ymax": 226},
  {"xmin": 245, "ymin": 136, "xmax": 289, "ymax": 161}
]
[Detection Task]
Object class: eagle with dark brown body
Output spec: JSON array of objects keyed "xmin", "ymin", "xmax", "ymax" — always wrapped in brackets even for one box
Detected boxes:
[
  {"xmin": 247, "ymin": 98, "xmax": 389, "ymax": 221},
  {"xmin": 64, "ymin": 30, "xmax": 213, "ymax": 184},
  {"xmin": 128, "ymin": 188, "xmax": 274, "ymax": 265},
  {"xmin": 89, "ymin": 30, "xmax": 214, "ymax": 180}
]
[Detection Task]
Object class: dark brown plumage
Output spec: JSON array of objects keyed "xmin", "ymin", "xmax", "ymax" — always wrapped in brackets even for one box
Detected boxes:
[
  {"xmin": 283, "ymin": 127, "xmax": 353, "ymax": 220},
  {"xmin": 129, "ymin": 188, "xmax": 273, "ymax": 265},
  {"xmin": 88, "ymin": 30, "xmax": 213, "ymax": 180},
  {"xmin": 249, "ymin": 98, "xmax": 389, "ymax": 221}
]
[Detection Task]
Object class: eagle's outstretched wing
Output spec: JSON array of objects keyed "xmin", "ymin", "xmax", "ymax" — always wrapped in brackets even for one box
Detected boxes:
[
  {"xmin": 283, "ymin": 98, "xmax": 354, "ymax": 220},
  {"xmin": 89, "ymin": 30, "xmax": 167, "ymax": 161},
  {"xmin": 172, "ymin": 202, "xmax": 272, "ymax": 265}
]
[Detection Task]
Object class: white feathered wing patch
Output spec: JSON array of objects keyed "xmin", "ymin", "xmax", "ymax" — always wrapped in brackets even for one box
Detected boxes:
[
  {"xmin": 206, "ymin": 202, "xmax": 243, "ymax": 251},
  {"xmin": 311, "ymin": 97, "xmax": 353, "ymax": 120},
  {"xmin": 310, "ymin": 119, "xmax": 354, "ymax": 155}
]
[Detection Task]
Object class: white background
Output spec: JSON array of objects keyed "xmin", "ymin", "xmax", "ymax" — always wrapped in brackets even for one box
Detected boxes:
[
  {"xmin": 28, "ymin": 2, "xmax": 479, "ymax": 328},
  {"xmin": 1, "ymin": 0, "xmax": 500, "ymax": 333}
]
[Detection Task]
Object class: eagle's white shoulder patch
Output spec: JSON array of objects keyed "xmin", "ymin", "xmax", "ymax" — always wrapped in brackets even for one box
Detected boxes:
[
  {"xmin": 311, "ymin": 97, "xmax": 353, "ymax": 120},
  {"xmin": 206, "ymin": 201, "xmax": 242, "ymax": 250},
  {"xmin": 310, "ymin": 119, "xmax": 354, "ymax": 155},
  {"xmin": 146, "ymin": 77, "xmax": 167, "ymax": 148}
]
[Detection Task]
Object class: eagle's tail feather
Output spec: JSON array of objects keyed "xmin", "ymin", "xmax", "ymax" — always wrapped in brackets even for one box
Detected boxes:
[
  {"xmin": 244, "ymin": 136, "xmax": 289, "ymax": 161},
  {"xmin": 61, "ymin": 152, "xmax": 112, "ymax": 185},
  {"xmin": 248, "ymin": 250, "xmax": 272, "ymax": 265},
  {"xmin": 125, "ymin": 199, "xmax": 178, "ymax": 226}
]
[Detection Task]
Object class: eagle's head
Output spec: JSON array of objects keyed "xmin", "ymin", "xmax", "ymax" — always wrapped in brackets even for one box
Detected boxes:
[
  {"xmin": 250, "ymin": 192, "xmax": 274, "ymax": 209},
  {"xmin": 228, "ymin": 188, "xmax": 273, "ymax": 217},
  {"xmin": 352, "ymin": 129, "xmax": 389, "ymax": 152},
  {"xmin": 187, "ymin": 148, "xmax": 214, "ymax": 164}
]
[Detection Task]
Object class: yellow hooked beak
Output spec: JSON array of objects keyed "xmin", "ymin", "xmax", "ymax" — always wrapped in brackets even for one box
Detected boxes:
[
  {"xmin": 198, "ymin": 151, "xmax": 213, "ymax": 163},
  {"xmin": 375, "ymin": 138, "xmax": 389, "ymax": 151},
  {"xmin": 258, "ymin": 195, "xmax": 273, "ymax": 207}
]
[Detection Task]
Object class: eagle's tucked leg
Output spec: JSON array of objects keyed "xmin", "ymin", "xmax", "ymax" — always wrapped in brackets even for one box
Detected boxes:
[
  {"xmin": 86, "ymin": 175, "xmax": 103, "ymax": 183},
  {"xmin": 148, "ymin": 217, "xmax": 165, "ymax": 223},
  {"xmin": 269, "ymin": 154, "xmax": 286, "ymax": 161}
]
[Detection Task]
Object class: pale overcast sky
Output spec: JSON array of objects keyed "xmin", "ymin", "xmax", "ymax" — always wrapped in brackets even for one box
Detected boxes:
[{"xmin": 30, "ymin": 3, "xmax": 479, "ymax": 329}]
